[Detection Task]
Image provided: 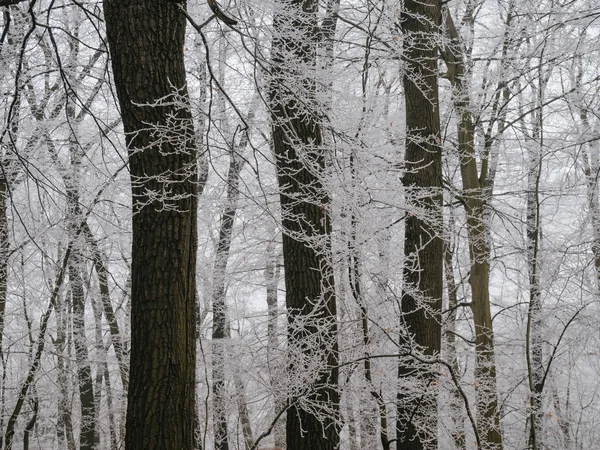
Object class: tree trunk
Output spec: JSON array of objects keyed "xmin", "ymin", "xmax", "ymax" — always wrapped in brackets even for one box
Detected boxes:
[
  {"xmin": 443, "ymin": 214, "xmax": 466, "ymax": 450},
  {"xmin": 234, "ymin": 374, "xmax": 254, "ymax": 450},
  {"xmin": 269, "ymin": 1, "xmax": 340, "ymax": 449},
  {"xmin": 4, "ymin": 243, "xmax": 72, "ymax": 450},
  {"xmin": 524, "ymin": 57, "xmax": 549, "ymax": 450},
  {"xmin": 56, "ymin": 290, "xmax": 77, "ymax": 450},
  {"xmin": 211, "ymin": 148, "xmax": 244, "ymax": 450},
  {"xmin": 82, "ymin": 221, "xmax": 128, "ymax": 391},
  {"xmin": 396, "ymin": 1, "xmax": 443, "ymax": 449},
  {"xmin": 440, "ymin": 11, "xmax": 504, "ymax": 450},
  {"xmin": 69, "ymin": 259, "xmax": 96, "ymax": 450},
  {"xmin": 103, "ymin": 1, "xmax": 198, "ymax": 449},
  {"xmin": 264, "ymin": 240, "xmax": 285, "ymax": 449}
]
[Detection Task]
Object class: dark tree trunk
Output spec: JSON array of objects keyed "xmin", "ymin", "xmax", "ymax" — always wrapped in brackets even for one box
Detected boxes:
[
  {"xmin": 269, "ymin": 1, "xmax": 339, "ymax": 449},
  {"xmin": 65, "ymin": 143, "xmax": 96, "ymax": 450},
  {"xmin": 396, "ymin": 1, "xmax": 443, "ymax": 449},
  {"xmin": 69, "ymin": 260, "xmax": 96, "ymax": 450},
  {"xmin": 103, "ymin": 1, "xmax": 198, "ymax": 449}
]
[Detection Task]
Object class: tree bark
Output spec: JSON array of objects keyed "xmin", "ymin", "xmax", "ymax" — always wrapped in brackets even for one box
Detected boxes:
[
  {"xmin": 103, "ymin": 1, "xmax": 198, "ymax": 449},
  {"xmin": 269, "ymin": 1, "xmax": 340, "ymax": 449},
  {"xmin": 396, "ymin": 1, "xmax": 443, "ymax": 449}
]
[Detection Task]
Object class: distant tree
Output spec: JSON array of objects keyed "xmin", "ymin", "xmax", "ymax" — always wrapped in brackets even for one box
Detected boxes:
[{"xmin": 440, "ymin": 8, "xmax": 504, "ymax": 449}]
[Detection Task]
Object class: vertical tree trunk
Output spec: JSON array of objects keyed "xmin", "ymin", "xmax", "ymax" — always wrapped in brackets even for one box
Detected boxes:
[
  {"xmin": 525, "ymin": 141, "xmax": 543, "ymax": 450},
  {"xmin": 66, "ymin": 146, "xmax": 96, "ymax": 450},
  {"xmin": 210, "ymin": 87, "xmax": 256, "ymax": 450},
  {"xmin": 234, "ymin": 375, "xmax": 254, "ymax": 450},
  {"xmin": 211, "ymin": 148, "xmax": 244, "ymax": 450},
  {"xmin": 443, "ymin": 215, "xmax": 466, "ymax": 450},
  {"xmin": 264, "ymin": 240, "xmax": 285, "ymax": 449},
  {"xmin": 56, "ymin": 291, "xmax": 77, "ymax": 450},
  {"xmin": 524, "ymin": 59, "xmax": 548, "ymax": 450},
  {"xmin": 83, "ymin": 221, "xmax": 128, "ymax": 391},
  {"xmin": 103, "ymin": 1, "xmax": 198, "ymax": 449},
  {"xmin": 396, "ymin": 1, "xmax": 443, "ymax": 449},
  {"xmin": 69, "ymin": 259, "xmax": 96, "ymax": 450},
  {"xmin": 441, "ymin": 11, "xmax": 504, "ymax": 450},
  {"xmin": 269, "ymin": 1, "xmax": 340, "ymax": 448}
]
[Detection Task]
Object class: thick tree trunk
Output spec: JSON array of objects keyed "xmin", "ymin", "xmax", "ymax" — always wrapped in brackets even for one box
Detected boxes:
[
  {"xmin": 103, "ymin": 1, "xmax": 198, "ymax": 449},
  {"xmin": 396, "ymin": 1, "xmax": 443, "ymax": 449},
  {"xmin": 269, "ymin": 1, "xmax": 339, "ymax": 449}
]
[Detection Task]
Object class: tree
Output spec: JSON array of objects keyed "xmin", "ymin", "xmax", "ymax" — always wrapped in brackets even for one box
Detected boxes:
[
  {"xmin": 440, "ymin": 9, "xmax": 504, "ymax": 449},
  {"xmin": 396, "ymin": 1, "xmax": 444, "ymax": 449},
  {"xmin": 103, "ymin": 1, "xmax": 198, "ymax": 448},
  {"xmin": 269, "ymin": 0, "xmax": 340, "ymax": 448}
]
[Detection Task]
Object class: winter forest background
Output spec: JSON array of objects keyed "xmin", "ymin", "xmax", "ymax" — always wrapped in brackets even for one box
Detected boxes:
[{"xmin": 0, "ymin": 0, "xmax": 598, "ymax": 449}]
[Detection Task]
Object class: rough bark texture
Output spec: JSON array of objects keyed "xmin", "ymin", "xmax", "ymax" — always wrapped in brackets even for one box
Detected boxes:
[
  {"xmin": 269, "ymin": 1, "xmax": 339, "ymax": 449},
  {"xmin": 103, "ymin": 1, "xmax": 198, "ymax": 449},
  {"xmin": 396, "ymin": 1, "xmax": 443, "ymax": 449}
]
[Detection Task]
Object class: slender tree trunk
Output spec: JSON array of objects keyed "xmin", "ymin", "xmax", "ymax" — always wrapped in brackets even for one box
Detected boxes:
[
  {"xmin": 269, "ymin": 1, "xmax": 340, "ymax": 448},
  {"xmin": 264, "ymin": 240, "xmax": 285, "ymax": 448},
  {"xmin": 56, "ymin": 291, "xmax": 77, "ymax": 450},
  {"xmin": 68, "ymin": 258, "xmax": 96, "ymax": 450},
  {"xmin": 211, "ymin": 149, "xmax": 244, "ymax": 450},
  {"xmin": 82, "ymin": 221, "xmax": 128, "ymax": 391},
  {"xmin": 103, "ymin": 1, "xmax": 198, "ymax": 448},
  {"xmin": 22, "ymin": 397, "xmax": 37, "ymax": 450},
  {"xmin": 234, "ymin": 375, "xmax": 254, "ymax": 450},
  {"xmin": 443, "ymin": 214, "xmax": 466, "ymax": 450},
  {"xmin": 524, "ymin": 66, "xmax": 547, "ymax": 450},
  {"xmin": 210, "ymin": 87, "xmax": 256, "ymax": 450},
  {"xmin": 525, "ymin": 140, "xmax": 543, "ymax": 450},
  {"xmin": 4, "ymin": 243, "xmax": 72, "ymax": 450},
  {"xmin": 65, "ymin": 133, "xmax": 96, "ymax": 450},
  {"xmin": 396, "ymin": 1, "xmax": 443, "ymax": 449},
  {"xmin": 441, "ymin": 11, "xmax": 504, "ymax": 450}
]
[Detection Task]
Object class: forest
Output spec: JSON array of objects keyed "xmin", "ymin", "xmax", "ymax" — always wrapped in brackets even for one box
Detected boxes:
[{"xmin": 0, "ymin": 0, "xmax": 598, "ymax": 449}]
